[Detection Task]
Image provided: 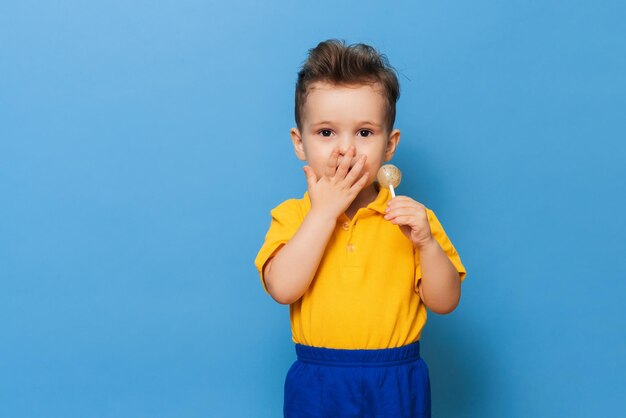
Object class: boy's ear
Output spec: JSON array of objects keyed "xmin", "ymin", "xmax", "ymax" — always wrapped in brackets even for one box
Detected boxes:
[
  {"xmin": 384, "ymin": 129, "xmax": 401, "ymax": 162},
  {"xmin": 290, "ymin": 128, "xmax": 307, "ymax": 161}
]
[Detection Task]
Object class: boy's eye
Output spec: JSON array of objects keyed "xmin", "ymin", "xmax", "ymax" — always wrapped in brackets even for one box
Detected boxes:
[
  {"xmin": 359, "ymin": 130, "xmax": 373, "ymax": 137},
  {"xmin": 319, "ymin": 129, "xmax": 333, "ymax": 137}
]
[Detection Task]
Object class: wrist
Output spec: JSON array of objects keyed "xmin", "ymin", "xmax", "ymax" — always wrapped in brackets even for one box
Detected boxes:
[
  {"xmin": 307, "ymin": 207, "xmax": 339, "ymax": 226},
  {"xmin": 414, "ymin": 236, "xmax": 437, "ymax": 251}
]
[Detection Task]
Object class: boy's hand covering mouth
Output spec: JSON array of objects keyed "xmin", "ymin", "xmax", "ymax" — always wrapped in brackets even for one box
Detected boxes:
[
  {"xmin": 302, "ymin": 146, "xmax": 370, "ymax": 221},
  {"xmin": 337, "ymin": 155, "xmax": 359, "ymax": 170}
]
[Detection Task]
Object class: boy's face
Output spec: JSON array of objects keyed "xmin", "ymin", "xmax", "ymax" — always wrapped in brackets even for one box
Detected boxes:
[{"xmin": 290, "ymin": 81, "xmax": 400, "ymax": 188}]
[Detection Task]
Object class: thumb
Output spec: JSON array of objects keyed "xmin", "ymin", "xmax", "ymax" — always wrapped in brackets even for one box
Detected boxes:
[{"xmin": 302, "ymin": 166, "xmax": 317, "ymax": 189}]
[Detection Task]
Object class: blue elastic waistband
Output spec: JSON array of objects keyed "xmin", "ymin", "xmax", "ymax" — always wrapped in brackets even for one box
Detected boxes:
[{"xmin": 295, "ymin": 341, "xmax": 421, "ymax": 367}]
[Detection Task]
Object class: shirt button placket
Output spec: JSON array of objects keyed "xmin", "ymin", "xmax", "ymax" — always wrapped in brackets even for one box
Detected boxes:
[{"xmin": 345, "ymin": 219, "xmax": 356, "ymax": 261}]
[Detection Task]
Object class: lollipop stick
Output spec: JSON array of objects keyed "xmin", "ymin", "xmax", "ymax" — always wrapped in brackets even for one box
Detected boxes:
[{"xmin": 389, "ymin": 184, "xmax": 396, "ymax": 198}]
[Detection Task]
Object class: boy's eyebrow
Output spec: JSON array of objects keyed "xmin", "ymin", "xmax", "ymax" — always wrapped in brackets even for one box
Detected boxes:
[
  {"xmin": 357, "ymin": 121, "xmax": 382, "ymax": 128},
  {"xmin": 310, "ymin": 121, "xmax": 334, "ymax": 127},
  {"xmin": 311, "ymin": 121, "xmax": 382, "ymax": 128}
]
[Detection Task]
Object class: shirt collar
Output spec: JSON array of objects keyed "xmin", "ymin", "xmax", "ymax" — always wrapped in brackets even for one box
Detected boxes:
[{"xmin": 368, "ymin": 185, "xmax": 392, "ymax": 214}]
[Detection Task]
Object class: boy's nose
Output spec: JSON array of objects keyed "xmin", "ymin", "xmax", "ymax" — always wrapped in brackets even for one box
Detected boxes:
[
  {"xmin": 338, "ymin": 137, "xmax": 357, "ymax": 156},
  {"xmin": 338, "ymin": 142, "xmax": 359, "ymax": 166}
]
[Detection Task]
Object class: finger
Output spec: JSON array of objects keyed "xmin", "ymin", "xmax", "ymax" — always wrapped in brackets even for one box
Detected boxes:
[
  {"xmin": 386, "ymin": 207, "xmax": 428, "ymax": 225},
  {"xmin": 388, "ymin": 203, "xmax": 425, "ymax": 215},
  {"xmin": 335, "ymin": 146, "xmax": 355, "ymax": 180},
  {"xmin": 388, "ymin": 196, "xmax": 419, "ymax": 205},
  {"xmin": 387, "ymin": 197, "xmax": 425, "ymax": 211},
  {"xmin": 344, "ymin": 154, "xmax": 367, "ymax": 186},
  {"xmin": 325, "ymin": 148, "xmax": 340, "ymax": 178},
  {"xmin": 349, "ymin": 171, "xmax": 370, "ymax": 194},
  {"xmin": 302, "ymin": 166, "xmax": 317, "ymax": 190},
  {"xmin": 387, "ymin": 215, "xmax": 419, "ymax": 227},
  {"xmin": 385, "ymin": 207, "xmax": 419, "ymax": 220}
]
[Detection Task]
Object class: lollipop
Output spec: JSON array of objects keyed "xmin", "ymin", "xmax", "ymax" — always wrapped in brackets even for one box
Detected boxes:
[{"xmin": 377, "ymin": 164, "xmax": 402, "ymax": 198}]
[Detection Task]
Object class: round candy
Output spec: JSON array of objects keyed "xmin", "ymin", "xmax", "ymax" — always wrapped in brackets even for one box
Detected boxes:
[{"xmin": 377, "ymin": 164, "xmax": 402, "ymax": 189}]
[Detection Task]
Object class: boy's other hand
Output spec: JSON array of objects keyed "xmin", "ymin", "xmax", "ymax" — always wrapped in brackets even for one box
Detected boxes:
[
  {"xmin": 303, "ymin": 146, "xmax": 369, "ymax": 221},
  {"xmin": 384, "ymin": 196, "xmax": 433, "ymax": 248}
]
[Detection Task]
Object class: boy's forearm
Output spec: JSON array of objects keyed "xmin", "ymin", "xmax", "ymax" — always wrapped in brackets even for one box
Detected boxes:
[
  {"xmin": 264, "ymin": 209, "xmax": 337, "ymax": 304},
  {"xmin": 418, "ymin": 238, "xmax": 462, "ymax": 314}
]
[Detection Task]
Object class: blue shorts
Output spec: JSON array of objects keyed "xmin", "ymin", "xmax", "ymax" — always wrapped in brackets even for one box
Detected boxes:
[{"xmin": 284, "ymin": 341, "xmax": 431, "ymax": 418}]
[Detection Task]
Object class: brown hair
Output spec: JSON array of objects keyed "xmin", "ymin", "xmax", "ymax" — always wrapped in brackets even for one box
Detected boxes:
[{"xmin": 295, "ymin": 39, "xmax": 400, "ymax": 133}]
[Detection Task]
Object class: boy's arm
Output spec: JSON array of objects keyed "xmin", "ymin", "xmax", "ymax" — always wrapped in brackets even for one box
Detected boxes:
[
  {"xmin": 263, "ymin": 209, "xmax": 337, "ymax": 304},
  {"xmin": 385, "ymin": 199, "xmax": 465, "ymax": 314},
  {"xmin": 264, "ymin": 145, "xmax": 369, "ymax": 305},
  {"xmin": 417, "ymin": 237, "xmax": 461, "ymax": 314}
]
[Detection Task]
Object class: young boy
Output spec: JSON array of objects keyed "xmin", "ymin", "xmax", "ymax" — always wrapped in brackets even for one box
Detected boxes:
[{"xmin": 254, "ymin": 39, "xmax": 467, "ymax": 418}]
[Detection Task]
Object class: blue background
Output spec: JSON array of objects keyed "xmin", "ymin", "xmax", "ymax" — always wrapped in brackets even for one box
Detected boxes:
[{"xmin": 1, "ymin": 0, "xmax": 625, "ymax": 417}]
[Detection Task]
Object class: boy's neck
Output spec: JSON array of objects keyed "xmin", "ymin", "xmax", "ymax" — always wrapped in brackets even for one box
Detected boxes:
[{"xmin": 344, "ymin": 183, "xmax": 379, "ymax": 220}]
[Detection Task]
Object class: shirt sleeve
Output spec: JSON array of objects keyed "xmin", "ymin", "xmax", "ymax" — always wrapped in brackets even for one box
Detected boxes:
[
  {"xmin": 414, "ymin": 208, "xmax": 467, "ymax": 290},
  {"xmin": 254, "ymin": 199, "xmax": 305, "ymax": 294}
]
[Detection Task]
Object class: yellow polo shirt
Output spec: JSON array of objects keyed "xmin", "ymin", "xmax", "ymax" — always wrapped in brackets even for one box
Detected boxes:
[{"xmin": 254, "ymin": 186, "xmax": 466, "ymax": 349}]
